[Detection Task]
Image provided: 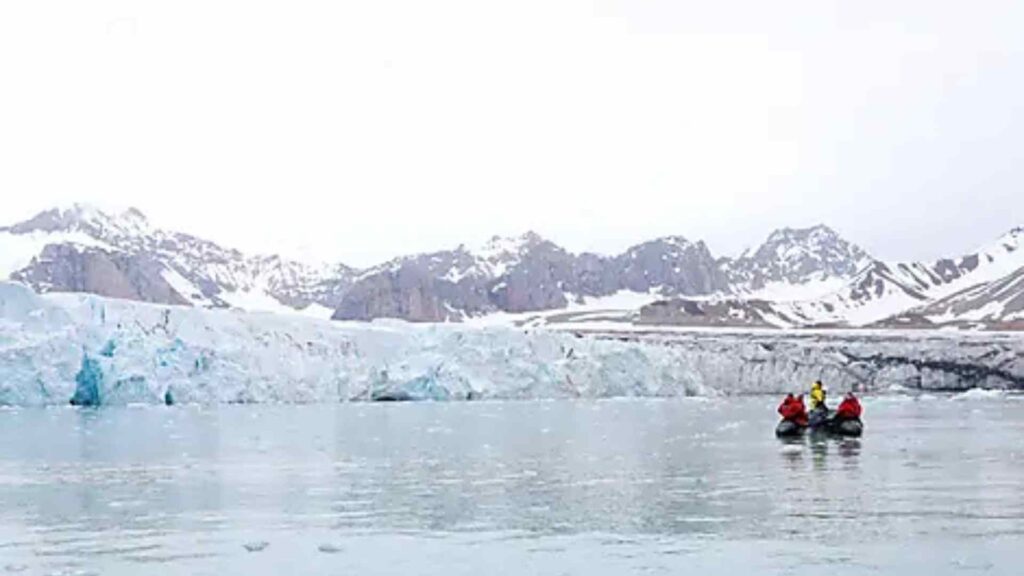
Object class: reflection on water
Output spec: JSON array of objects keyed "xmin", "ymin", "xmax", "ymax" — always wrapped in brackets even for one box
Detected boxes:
[
  {"xmin": 838, "ymin": 438, "xmax": 862, "ymax": 459},
  {"xmin": 0, "ymin": 396, "xmax": 1022, "ymax": 574},
  {"xmin": 780, "ymin": 435, "xmax": 862, "ymax": 475}
]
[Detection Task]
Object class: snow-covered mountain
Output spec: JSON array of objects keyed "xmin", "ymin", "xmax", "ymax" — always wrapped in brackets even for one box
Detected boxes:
[
  {"xmin": 2, "ymin": 205, "xmax": 1023, "ymax": 329},
  {"xmin": 724, "ymin": 225, "xmax": 872, "ymax": 299},
  {"xmin": 0, "ymin": 205, "xmax": 352, "ymax": 317},
  {"xmin": 803, "ymin": 229, "xmax": 1024, "ymax": 326},
  {"xmin": 875, "ymin": 229, "xmax": 1024, "ymax": 329},
  {"xmin": 332, "ymin": 233, "xmax": 729, "ymax": 321},
  {"xmin": 638, "ymin": 228, "xmax": 1024, "ymax": 330}
]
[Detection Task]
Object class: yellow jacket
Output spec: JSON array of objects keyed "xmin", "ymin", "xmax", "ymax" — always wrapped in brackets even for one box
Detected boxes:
[{"xmin": 810, "ymin": 382, "xmax": 826, "ymax": 408}]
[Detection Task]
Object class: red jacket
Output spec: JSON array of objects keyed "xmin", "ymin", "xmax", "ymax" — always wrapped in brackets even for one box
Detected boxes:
[
  {"xmin": 836, "ymin": 395, "xmax": 862, "ymax": 420},
  {"xmin": 778, "ymin": 396, "xmax": 808, "ymax": 426}
]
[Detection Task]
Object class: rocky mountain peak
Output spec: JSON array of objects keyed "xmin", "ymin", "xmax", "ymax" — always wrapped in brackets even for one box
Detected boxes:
[
  {"xmin": 475, "ymin": 231, "xmax": 549, "ymax": 255},
  {"xmin": 4, "ymin": 204, "xmax": 152, "ymax": 242},
  {"xmin": 641, "ymin": 235, "xmax": 690, "ymax": 247},
  {"xmin": 619, "ymin": 236, "xmax": 707, "ymax": 259},
  {"xmin": 727, "ymin": 225, "xmax": 872, "ymax": 291},
  {"xmin": 756, "ymin": 224, "xmax": 864, "ymax": 260},
  {"xmin": 468, "ymin": 231, "xmax": 558, "ymax": 278},
  {"xmin": 614, "ymin": 236, "xmax": 726, "ymax": 296},
  {"xmin": 765, "ymin": 223, "xmax": 832, "ymax": 240}
]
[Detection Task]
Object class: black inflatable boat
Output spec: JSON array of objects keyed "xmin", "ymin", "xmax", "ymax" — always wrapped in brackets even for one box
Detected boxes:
[{"xmin": 776, "ymin": 406, "xmax": 863, "ymax": 439}]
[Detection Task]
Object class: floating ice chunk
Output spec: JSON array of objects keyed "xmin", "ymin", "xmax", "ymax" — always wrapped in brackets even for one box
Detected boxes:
[
  {"xmin": 318, "ymin": 543, "xmax": 344, "ymax": 554},
  {"xmin": 243, "ymin": 541, "xmax": 270, "ymax": 552}
]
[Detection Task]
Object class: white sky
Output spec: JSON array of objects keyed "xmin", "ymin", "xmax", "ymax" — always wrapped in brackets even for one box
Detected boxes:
[{"xmin": 2, "ymin": 0, "xmax": 1023, "ymax": 267}]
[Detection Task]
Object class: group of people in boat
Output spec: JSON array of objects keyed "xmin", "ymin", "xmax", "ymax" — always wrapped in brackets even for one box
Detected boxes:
[{"xmin": 777, "ymin": 380, "xmax": 862, "ymax": 434}]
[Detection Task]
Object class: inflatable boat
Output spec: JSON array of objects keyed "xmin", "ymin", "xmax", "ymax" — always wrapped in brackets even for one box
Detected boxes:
[{"xmin": 776, "ymin": 407, "xmax": 863, "ymax": 439}]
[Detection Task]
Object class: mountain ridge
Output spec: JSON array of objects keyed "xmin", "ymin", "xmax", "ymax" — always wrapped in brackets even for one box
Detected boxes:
[{"xmin": 1, "ymin": 204, "xmax": 1022, "ymax": 329}]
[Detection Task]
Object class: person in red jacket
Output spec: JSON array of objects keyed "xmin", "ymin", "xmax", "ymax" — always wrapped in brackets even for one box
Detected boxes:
[
  {"xmin": 777, "ymin": 394, "xmax": 793, "ymax": 417},
  {"xmin": 793, "ymin": 394, "xmax": 809, "ymax": 426},
  {"xmin": 835, "ymin": 392, "xmax": 862, "ymax": 421},
  {"xmin": 778, "ymin": 393, "xmax": 809, "ymax": 427}
]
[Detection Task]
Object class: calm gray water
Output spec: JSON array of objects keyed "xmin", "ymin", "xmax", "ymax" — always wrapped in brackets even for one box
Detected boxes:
[{"xmin": 1, "ymin": 395, "xmax": 1022, "ymax": 575}]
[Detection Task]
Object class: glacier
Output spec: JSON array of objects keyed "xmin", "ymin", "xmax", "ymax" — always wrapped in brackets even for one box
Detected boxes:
[{"xmin": 0, "ymin": 282, "xmax": 1022, "ymax": 406}]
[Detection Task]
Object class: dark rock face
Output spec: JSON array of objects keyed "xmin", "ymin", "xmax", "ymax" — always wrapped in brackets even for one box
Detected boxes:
[
  {"xmin": 332, "ymin": 227, "xmax": 870, "ymax": 322},
  {"xmin": 614, "ymin": 238, "xmax": 728, "ymax": 296},
  {"xmin": 572, "ymin": 253, "xmax": 620, "ymax": 298},
  {"xmin": 334, "ymin": 234, "xmax": 731, "ymax": 321},
  {"xmin": 335, "ymin": 267, "xmax": 488, "ymax": 322},
  {"xmin": 489, "ymin": 240, "xmax": 577, "ymax": 313},
  {"xmin": 13, "ymin": 244, "xmax": 190, "ymax": 305},
  {"xmin": 639, "ymin": 297, "xmax": 785, "ymax": 328},
  {"xmin": 333, "ymin": 248, "xmax": 495, "ymax": 321},
  {"xmin": 342, "ymin": 271, "xmax": 443, "ymax": 322}
]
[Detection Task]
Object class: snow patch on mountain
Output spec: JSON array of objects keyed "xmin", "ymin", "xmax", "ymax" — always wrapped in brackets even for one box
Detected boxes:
[
  {"xmin": 296, "ymin": 303, "xmax": 337, "ymax": 319},
  {"xmin": 218, "ymin": 289, "xmax": 299, "ymax": 315},
  {"xmin": 742, "ymin": 276, "xmax": 849, "ymax": 303},
  {"xmin": 159, "ymin": 268, "xmax": 210, "ymax": 306},
  {"xmin": 573, "ymin": 289, "xmax": 662, "ymax": 311},
  {"xmin": 791, "ymin": 285, "xmax": 928, "ymax": 327}
]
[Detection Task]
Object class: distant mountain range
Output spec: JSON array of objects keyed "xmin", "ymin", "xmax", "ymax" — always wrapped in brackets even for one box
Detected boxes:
[{"xmin": 1, "ymin": 204, "xmax": 1022, "ymax": 330}]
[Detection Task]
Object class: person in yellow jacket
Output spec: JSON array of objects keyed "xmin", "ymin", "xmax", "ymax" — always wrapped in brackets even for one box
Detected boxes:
[{"xmin": 810, "ymin": 380, "xmax": 827, "ymax": 410}]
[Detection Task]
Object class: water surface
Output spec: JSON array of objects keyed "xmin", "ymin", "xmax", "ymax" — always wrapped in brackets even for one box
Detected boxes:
[{"xmin": 1, "ymin": 396, "xmax": 1022, "ymax": 574}]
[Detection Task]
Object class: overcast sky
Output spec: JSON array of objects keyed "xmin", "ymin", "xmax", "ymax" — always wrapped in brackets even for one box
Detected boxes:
[{"xmin": 2, "ymin": 1, "xmax": 1023, "ymax": 267}]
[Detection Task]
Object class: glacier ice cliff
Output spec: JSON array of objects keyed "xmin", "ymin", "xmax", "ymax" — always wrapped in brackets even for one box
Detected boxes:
[{"xmin": 0, "ymin": 282, "xmax": 1021, "ymax": 406}]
